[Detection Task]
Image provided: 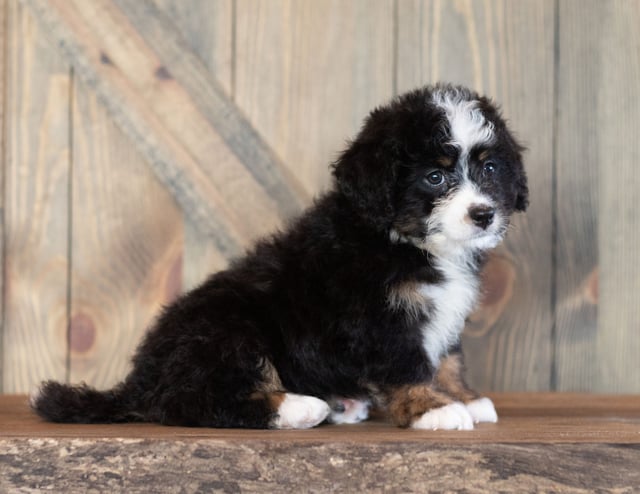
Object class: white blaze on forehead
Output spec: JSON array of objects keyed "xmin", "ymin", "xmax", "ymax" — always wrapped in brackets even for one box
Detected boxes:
[{"xmin": 432, "ymin": 89, "xmax": 494, "ymax": 157}]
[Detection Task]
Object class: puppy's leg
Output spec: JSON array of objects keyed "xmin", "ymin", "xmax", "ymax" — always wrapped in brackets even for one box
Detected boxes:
[
  {"xmin": 385, "ymin": 384, "xmax": 474, "ymax": 430},
  {"xmin": 245, "ymin": 359, "xmax": 330, "ymax": 429},
  {"xmin": 434, "ymin": 351, "xmax": 498, "ymax": 424}
]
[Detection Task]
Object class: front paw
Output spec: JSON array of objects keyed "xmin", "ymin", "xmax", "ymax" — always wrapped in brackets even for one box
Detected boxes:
[
  {"xmin": 412, "ymin": 402, "xmax": 474, "ymax": 430},
  {"xmin": 465, "ymin": 397, "xmax": 498, "ymax": 423}
]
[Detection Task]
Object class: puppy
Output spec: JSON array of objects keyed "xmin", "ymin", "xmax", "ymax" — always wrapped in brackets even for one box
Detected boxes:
[{"xmin": 32, "ymin": 84, "xmax": 527, "ymax": 430}]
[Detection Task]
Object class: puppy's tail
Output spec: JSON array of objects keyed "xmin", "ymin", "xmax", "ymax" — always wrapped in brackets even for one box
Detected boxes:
[{"xmin": 31, "ymin": 380, "xmax": 136, "ymax": 424}]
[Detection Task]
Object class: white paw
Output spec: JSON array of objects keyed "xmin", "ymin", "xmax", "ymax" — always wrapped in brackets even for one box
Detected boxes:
[
  {"xmin": 465, "ymin": 397, "xmax": 498, "ymax": 423},
  {"xmin": 412, "ymin": 402, "xmax": 474, "ymax": 430},
  {"xmin": 328, "ymin": 398, "xmax": 371, "ymax": 424},
  {"xmin": 273, "ymin": 394, "xmax": 330, "ymax": 429}
]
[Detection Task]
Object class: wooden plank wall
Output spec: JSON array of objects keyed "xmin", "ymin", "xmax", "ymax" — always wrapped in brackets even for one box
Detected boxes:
[
  {"xmin": 4, "ymin": 1, "xmax": 71, "ymax": 391},
  {"xmin": 591, "ymin": 0, "xmax": 640, "ymax": 392},
  {"xmin": 0, "ymin": 0, "xmax": 6, "ymax": 389},
  {"xmin": 1, "ymin": 0, "xmax": 639, "ymax": 394}
]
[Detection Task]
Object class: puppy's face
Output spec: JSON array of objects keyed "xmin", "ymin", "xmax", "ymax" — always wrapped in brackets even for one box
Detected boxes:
[{"xmin": 334, "ymin": 85, "xmax": 528, "ymax": 257}]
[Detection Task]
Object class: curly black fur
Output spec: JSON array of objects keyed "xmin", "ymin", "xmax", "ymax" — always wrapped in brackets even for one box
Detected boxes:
[{"xmin": 32, "ymin": 84, "xmax": 527, "ymax": 429}]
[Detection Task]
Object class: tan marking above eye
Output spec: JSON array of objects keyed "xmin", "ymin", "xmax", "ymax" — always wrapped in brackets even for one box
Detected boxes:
[
  {"xmin": 436, "ymin": 156, "xmax": 454, "ymax": 167},
  {"xmin": 478, "ymin": 149, "xmax": 491, "ymax": 162}
]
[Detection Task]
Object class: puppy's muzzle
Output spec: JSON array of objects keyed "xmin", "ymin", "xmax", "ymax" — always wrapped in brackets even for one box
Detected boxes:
[{"xmin": 468, "ymin": 205, "xmax": 496, "ymax": 230}]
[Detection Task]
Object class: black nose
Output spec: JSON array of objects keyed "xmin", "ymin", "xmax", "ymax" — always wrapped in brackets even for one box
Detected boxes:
[{"xmin": 469, "ymin": 205, "xmax": 495, "ymax": 229}]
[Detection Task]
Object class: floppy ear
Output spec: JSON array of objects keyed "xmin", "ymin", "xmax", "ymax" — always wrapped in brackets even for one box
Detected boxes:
[
  {"xmin": 505, "ymin": 132, "xmax": 528, "ymax": 212},
  {"xmin": 331, "ymin": 136, "xmax": 398, "ymax": 231},
  {"xmin": 514, "ymin": 145, "xmax": 529, "ymax": 211},
  {"xmin": 514, "ymin": 167, "xmax": 529, "ymax": 212}
]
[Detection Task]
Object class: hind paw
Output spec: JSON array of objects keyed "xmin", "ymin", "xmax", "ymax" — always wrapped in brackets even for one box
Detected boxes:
[{"xmin": 272, "ymin": 394, "xmax": 330, "ymax": 429}]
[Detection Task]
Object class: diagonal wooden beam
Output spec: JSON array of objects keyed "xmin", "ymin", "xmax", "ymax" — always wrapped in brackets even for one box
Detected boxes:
[
  {"xmin": 119, "ymin": 0, "xmax": 309, "ymax": 215},
  {"xmin": 21, "ymin": 0, "xmax": 309, "ymax": 258}
]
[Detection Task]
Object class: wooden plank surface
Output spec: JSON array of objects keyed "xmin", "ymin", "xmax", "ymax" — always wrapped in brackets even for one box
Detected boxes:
[
  {"xmin": 2, "ymin": 1, "xmax": 71, "ymax": 392},
  {"xmin": 235, "ymin": 0, "xmax": 395, "ymax": 194},
  {"xmin": 21, "ymin": 0, "xmax": 308, "ymax": 259},
  {"xmin": 152, "ymin": 0, "xmax": 233, "ymax": 94},
  {"xmin": 153, "ymin": 0, "xmax": 233, "ymax": 290},
  {"xmin": 2, "ymin": 393, "xmax": 640, "ymax": 443},
  {"xmin": 554, "ymin": 0, "xmax": 601, "ymax": 392},
  {"xmin": 69, "ymin": 81, "xmax": 183, "ymax": 388},
  {"xmin": 0, "ymin": 0, "xmax": 7, "ymax": 392},
  {"xmin": 595, "ymin": 0, "xmax": 640, "ymax": 392},
  {"xmin": 396, "ymin": 0, "xmax": 555, "ymax": 391},
  {"xmin": 555, "ymin": 0, "xmax": 640, "ymax": 393},
  {"xmin": 112, "ymin": 0, "xmax": 308, "ymax": 216},
  {"xmin": 1, "ymin": 394, "xmax": 639, "ymax": 491}
]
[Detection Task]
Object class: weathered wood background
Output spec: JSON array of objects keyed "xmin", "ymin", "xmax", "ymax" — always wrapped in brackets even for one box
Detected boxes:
[{"xmin": 1, "ymin": 0, "xmax": 638, "ymax": 394}]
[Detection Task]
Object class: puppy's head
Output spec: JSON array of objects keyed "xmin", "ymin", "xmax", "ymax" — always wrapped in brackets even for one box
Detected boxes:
[{"xmin": 332, "ymin": 84, "xmax": 527, "ymax": 257}]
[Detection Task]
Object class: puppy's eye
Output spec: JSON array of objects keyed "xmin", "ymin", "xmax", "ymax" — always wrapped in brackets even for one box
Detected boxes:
[
  {"xmin": 425, "ymin": 170, "xmax": 445, "ymax": 186},
  {"xmin": 482, "ymin": 161, "xmax": 497, "ymax": 175}
]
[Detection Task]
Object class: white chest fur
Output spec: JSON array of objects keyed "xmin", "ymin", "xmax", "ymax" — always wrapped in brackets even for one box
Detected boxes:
[{"xmin": 418, "ymin": 261, "xmax": 480, "ymax": 367}]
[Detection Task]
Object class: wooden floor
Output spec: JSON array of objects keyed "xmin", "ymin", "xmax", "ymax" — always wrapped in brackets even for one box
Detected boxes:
[
  {"xmin": 1, "ymin": 393, "xmax": 639, "ymax": 492},
  {"xmin": 2, "ymin": 393, "xmax": 640, "ymax": 443}
]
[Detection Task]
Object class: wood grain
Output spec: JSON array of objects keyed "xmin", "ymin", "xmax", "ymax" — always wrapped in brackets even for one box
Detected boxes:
[
  {"xmin": 555, "ymin": 0, "xmax": 640, "ymax": 393},
  {"xmin": 0, "ymin": 0, "xmax": 7, "ymax": 392},
  {"xmin": 152, "ymin": 0, "xmax": 233, "ymax": 94},
  {"xmin": 554, "ymin": 0, "xmax": 602, "ymax": 391},
  {"xmin": 20, "ymin": 0, "xmax": 240, "ymax": 258},
  {"xmin": 397, "ymin": 0, "xmax": 555, "ymax": 391},
  {"xmin": 69, "ymin": 81, "xmax": 183, "ymax": 388},
  {"xmin": 594, "ymin": 0, "xmax": 640, "ymax": 392},
  {"xmin": 22, "ymin": 0, "xmax": 306, "ymax": 259},
  {"xmin": 113, "ymin": 0, "xmax": 308, "ymax": 217},
  {"xmin": 2, "ymin": 393, "xmax": 640, "ymax": 442},
  {"xmin": 235, "ymin": 0, "xmax": 395, "ymax": 194},
  {"xmin": 2, "ymin": 1, "xmax": 71, "ymax": 393},
  {"xmin": 1, "ymin": 394, "xmax": 639, "ymax": 491},
  {"xmin": 153, "ymin": 0, "xmax": 233, "ymax": 290}
]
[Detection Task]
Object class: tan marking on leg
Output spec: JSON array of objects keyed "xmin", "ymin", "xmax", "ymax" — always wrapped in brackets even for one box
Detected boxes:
[
  {"xmin": 387, "ymin": 384, "xmax": 453, "ymax": 427},
  {"xmin": 255, "ymin": 357, "xmax": 284, "ymax": 393},
  {"xmin": 434, "ymin": 353, "xmax": 479, "ymax": 403},
  {"xmin": 250, "ymin": 391, "xmax": 286, "ymax": 412}
]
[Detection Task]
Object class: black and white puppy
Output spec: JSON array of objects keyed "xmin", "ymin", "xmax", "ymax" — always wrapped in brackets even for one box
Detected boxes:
[{"xmin": 33, "ymin": 84, "xmax": 527, "ymax": 430}]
